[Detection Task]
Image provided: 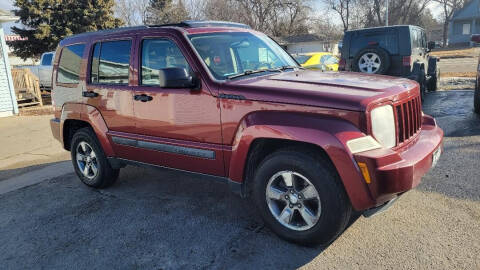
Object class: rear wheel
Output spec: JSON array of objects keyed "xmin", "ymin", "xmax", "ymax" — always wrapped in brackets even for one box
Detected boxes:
[
  {"xmin": 252, "ymin": 149, "xmax": 352, "ymax": 246},
  {"xmin": 427, "ymin": 57, "xmax": 440, "ymax": 92},
  {"xmin": 428, "ymin": 68, "xmax": 440, "ymax": 92},
  {"xmin": 71, "ymin": 127, "xmax": 119, "ymax": 188},
  {"xmin": 474, "ymin": 80, "xmax": 480, "ymax": 114}
]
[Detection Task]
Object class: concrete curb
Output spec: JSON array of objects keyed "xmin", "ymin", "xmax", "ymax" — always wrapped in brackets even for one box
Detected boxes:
[{"xmin": 0, "ymin": 161, "xmax": 73, "ymax": 195}]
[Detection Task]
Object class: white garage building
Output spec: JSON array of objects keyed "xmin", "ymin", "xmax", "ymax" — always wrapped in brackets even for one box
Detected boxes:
[
  {"xmin": 276, "ymin": 34, "xmax": 340, "ymax": 56},
  {"xmin": 0, "ymin": 9, "xmax": 19, "ymax": 117}
]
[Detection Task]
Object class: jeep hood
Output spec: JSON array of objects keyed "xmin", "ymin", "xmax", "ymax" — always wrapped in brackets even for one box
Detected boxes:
[{"xmin": 221, "ymin": 70, "xmax": 419, "ymax": 111}]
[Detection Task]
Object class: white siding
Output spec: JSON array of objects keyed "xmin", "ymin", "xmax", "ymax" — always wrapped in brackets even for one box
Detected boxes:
[
  {"xmin": 287, "ymin": 41, "xmax": 325, "ymax": 54},
  {"xmin": 287, "ymin": 41, "xmax": 340, "ymax": 55},
  {"xmin": 0, "ymin": 25, "xmax": 17, "ymax": 116}
]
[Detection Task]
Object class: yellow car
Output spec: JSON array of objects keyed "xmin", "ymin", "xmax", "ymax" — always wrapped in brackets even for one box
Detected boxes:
[{"xmin": 294, "ymin": 52, "xmax": 339, "ymax": 71}]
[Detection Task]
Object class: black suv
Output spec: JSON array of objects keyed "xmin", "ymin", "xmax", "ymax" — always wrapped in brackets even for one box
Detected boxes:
[{"xmin": 339, "ymin": 25, "xmax": 439, "ymax": 97}]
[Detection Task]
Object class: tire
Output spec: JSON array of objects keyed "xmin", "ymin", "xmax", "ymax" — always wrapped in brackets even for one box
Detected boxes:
[
  {"xmin": 353, "ymin": 47, "xmax": 391, "ymax": 75},
  {"xmin": 252, "ymin": 149, "xmax": 352, "ymax": 246},
  {"xmin": 474, "ymin": 79, "xmax": 480, "ymax": 114},
  {"xmin": 71, "ymin": 127, "xmax": 120, "ymax": 188},
  {"xmin": 412, "ymin": 64, "xmax": 426, "ymax": 101},
  {"xmin": 427, "ymin": 68, "xmax": 439, "ymax": 92},
  {"xmin": 427, "ymin": 57, "xmax": 439, "ymax": 92}
]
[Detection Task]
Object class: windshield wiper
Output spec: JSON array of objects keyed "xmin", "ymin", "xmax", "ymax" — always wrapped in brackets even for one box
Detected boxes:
[
  {"xmin": 226, "ymin": 66, "xmax": 303, "ymax": 80},
  {"xmin": 277, "ymin": 65, "xmax": 303, "ymax": 71},
  {"xmin": 227, "ymin": 69, "xmax": 279, "ymax": 80}
]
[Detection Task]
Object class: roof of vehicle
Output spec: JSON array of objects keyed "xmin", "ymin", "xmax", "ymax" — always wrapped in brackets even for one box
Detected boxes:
[
  {"xmin": 59, "ymin": 21, "xmax": 252, "ymax": 45},
  {"xmin": 345, "ymin": 25, "xmax": 424, "ymax": 33}
]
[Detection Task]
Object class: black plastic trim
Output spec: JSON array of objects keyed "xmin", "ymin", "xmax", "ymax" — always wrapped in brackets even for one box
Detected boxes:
[{"xmin": 111, "ymin": 136, "xmax": 215, "ymax": 159}]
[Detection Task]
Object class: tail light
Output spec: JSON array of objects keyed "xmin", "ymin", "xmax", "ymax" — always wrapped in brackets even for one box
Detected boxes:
[
  {"xmin": 339, "ymin": 58, "xmax": 346, "ymax": 71},
  {"xmin": 402, "ymin": 56, "xmax": 411, "ymax": 67}
]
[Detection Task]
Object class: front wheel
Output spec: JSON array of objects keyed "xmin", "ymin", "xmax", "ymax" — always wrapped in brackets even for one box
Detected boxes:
[{"xmin": 252, "ymin": 149, "xmax": 352, "ymax": 246}]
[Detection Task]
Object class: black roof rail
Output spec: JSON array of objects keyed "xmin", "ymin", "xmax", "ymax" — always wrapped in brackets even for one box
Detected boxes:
[{"xmin": 150, "ymin": 20, "xmax": 251, "ymax": 29}]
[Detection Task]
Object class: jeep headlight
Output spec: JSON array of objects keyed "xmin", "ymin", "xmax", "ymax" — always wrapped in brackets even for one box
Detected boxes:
[{"xmin": 370, "ymin": 105, "xmax": 396, "ymax": 148}]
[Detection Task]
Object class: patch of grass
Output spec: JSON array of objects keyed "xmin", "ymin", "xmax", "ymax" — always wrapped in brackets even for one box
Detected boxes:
[
  {"xmin": 430, "ymin": 48, "xmax": 478, "ymax": 58},
  {"xmin": 442, "ymin": 72, "xmax": 477, "ymax": 78},
  {"xmin": 19, "ymin": 105, "xmax": 54, "ymax": 116}
]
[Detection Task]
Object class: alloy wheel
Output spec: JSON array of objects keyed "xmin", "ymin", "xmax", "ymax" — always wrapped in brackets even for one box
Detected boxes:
[
  {"xmin": 358, "ymin": 52, "xmax": 381, "ymax": 73},
  {"xmin": 76, "ymin": 141, "xmax": 99, "ymax": 179},
  {"xmin": 265, "ymin": 171, "xmax": 321, "ymax": 231}
]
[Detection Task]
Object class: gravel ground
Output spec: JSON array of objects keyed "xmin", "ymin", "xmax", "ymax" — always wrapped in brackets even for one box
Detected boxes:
[{"xmin": 0, "ymin": 90, "xmax": 479, "ymax": 269}]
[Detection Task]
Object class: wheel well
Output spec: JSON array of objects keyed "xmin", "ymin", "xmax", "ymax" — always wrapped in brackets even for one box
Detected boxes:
[
  {"xmin": 63, "ymin": 120, "xmax": 91, "ymax": 151},
  {"xmin": 242, "ymin": 138, "xmax": 336, "ymax": 198}
]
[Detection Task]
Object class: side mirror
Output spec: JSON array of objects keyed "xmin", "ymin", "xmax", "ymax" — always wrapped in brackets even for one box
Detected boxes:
[
  {"xmin": 472, "ymin": 34, "xmax": 480, "ymax": 43},
  {"xmin": 158, "ymin": 67, "xmax": 199, "ymax": 89},
  {"xmin": 427, "ymin": 41, "xmax": 435, "ymax": 50}
]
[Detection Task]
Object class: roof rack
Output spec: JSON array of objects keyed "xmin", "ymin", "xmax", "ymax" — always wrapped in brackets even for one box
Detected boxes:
[
  {"xmin": 61, "ymin": 21, "xmax": 251, "ymax": 43},
  {"xmin": 150, "ymin": 20, "xmax": 251, "ymax": 29}
]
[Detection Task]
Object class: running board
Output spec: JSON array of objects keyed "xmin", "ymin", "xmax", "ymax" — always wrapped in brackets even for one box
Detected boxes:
[{"xmin": 107, "ymin": 157, "xmax": 243, "ymax": 197}]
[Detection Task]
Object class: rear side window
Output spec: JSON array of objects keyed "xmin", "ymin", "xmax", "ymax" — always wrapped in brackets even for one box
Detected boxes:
[
  {"xmin": 41, "ymin": 53, "xmax": 53, "ymax": 66},
  {"xmin": 90, "ymin": 40, "xmax": 131, "ymax": 85},
  {"xmin": 57, "ymin": 44, "xmax": 85, "ymax": 84}
]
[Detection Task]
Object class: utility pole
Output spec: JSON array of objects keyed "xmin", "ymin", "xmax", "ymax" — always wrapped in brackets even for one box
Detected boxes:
[{"xmin": 385, "ymin": 0, "xmax": 389, "ymax": 26}]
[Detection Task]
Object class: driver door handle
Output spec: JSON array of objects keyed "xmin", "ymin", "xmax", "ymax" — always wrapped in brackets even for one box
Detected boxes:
[
  {"xmin": 134, "ymin": 94, "xmax": 153, "ymax": 102},
  {"xmin": 82, "ymin": 91, "xmax": 98, "ymax": 98}
]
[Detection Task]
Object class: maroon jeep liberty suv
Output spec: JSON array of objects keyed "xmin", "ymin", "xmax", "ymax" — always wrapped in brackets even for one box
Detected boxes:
[{"xmin": 50, "ymin": 21, "xmax": 443, "ymax": 245}]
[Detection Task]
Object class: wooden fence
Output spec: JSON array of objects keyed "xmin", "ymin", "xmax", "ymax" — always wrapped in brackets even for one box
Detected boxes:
[{"xmin": 11, "ymin": 68, "xmax": 43, "ymax": 107}]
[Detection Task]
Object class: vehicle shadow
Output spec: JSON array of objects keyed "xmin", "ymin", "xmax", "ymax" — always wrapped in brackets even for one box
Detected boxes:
[{"xmin": 0, "ymin": 163, "xmax": 360, "ymax": 269}]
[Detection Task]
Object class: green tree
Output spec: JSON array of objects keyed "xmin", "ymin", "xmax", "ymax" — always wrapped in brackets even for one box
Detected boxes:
[
  {"xmin": 146, "ymin": 0, "xmax": 189, "ymax": 24},
  {"xmin": 9, "ymin": 0, "xmax": 123, "ymax": 60}
]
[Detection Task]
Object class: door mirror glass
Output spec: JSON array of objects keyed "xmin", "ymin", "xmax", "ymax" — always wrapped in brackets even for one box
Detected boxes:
[
  {"xmin": 158, "ymin": 67, "xmax": 198, "ymax": 88},
  {"xmin": 427, "ymin": 41, "xmax": 435, "ymax": 50}
]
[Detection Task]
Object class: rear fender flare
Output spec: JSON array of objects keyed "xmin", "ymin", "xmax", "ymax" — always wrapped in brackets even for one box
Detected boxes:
[
  {"xmin": 227, "ymin": 111, "xmax": 375, "ymax": 210},
  {"xmin": 60, "ymin": 103, "xmax": 114, "ymax": 156}
]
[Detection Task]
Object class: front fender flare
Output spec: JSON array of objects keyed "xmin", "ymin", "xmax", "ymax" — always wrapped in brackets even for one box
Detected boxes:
[{"xmin": 227, "ymin": 111, "xmax": 375, "ymax": 210}]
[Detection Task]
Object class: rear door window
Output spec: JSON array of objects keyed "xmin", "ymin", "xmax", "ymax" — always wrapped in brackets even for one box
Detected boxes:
[
  {"xmin": 57, "ymin": 44, "xmax": 85, "ymax": 84},
  {"xmin": 90, "ymin": 40, "xmax": 132, "ymax": 85}
]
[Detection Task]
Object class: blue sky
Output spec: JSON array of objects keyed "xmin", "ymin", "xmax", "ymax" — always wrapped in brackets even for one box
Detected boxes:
[{"xmin": 0, "ymin": 0, "xmax": 17, "ymax": 34}]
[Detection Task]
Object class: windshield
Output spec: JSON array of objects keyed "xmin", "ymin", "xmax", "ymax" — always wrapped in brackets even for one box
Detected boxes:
[
  {"xmin": 322, "ymin": 55, "xmax": 339, "ymax": 65},
  {"xmin": 188, "ymin": 32, "xmax": 298, "ymax": 80},
  {"xmin": 294, "ymin": 55, "xmax": 312, "ymax": 64}
]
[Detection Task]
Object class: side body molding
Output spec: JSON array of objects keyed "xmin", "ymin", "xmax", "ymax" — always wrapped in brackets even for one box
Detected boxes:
[
  {"xmin": 226, "ymin": 111, "xmax": 375, "ymax": 210},
  {"xmin": 60, "ymin": 103, "xmax": 114, "ymax": 157}
]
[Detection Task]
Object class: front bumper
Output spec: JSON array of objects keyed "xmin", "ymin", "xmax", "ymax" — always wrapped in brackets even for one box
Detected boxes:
[{"xmin": 354, "ymin": 114, "xmax": 443, "ymax": 206}]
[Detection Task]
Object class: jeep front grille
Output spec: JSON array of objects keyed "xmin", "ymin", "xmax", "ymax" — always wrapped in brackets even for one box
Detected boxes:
[{"xmin": 395, "ymin": 96, "xmax": 422, "ymax": 144}]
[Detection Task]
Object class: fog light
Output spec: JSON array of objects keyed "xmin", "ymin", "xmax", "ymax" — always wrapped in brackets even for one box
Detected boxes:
[{"xmin": 357, "ymin": 162, "xmax": 371, "ymax": 184}]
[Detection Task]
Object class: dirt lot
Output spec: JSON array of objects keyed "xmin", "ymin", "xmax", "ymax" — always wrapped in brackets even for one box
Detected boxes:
[{"xmin": 0, "ymin": 91, "xmax": 479, "ymax": 269}]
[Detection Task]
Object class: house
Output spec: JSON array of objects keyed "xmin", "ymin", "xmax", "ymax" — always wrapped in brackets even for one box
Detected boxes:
[
  {"xmin": 448, "ymin": 0, "xmax": 480, "ymax": 46},
  {"xmin": 0, "ymin": 9, "xmax": 19, "ymax": 117},
  {"xmin": 276, "ymin": 34, "xmax": 340, "ymax": 56},
  {"xmin": 5, "ymin": 35, "xmax": 37, "ymax": 66}
]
